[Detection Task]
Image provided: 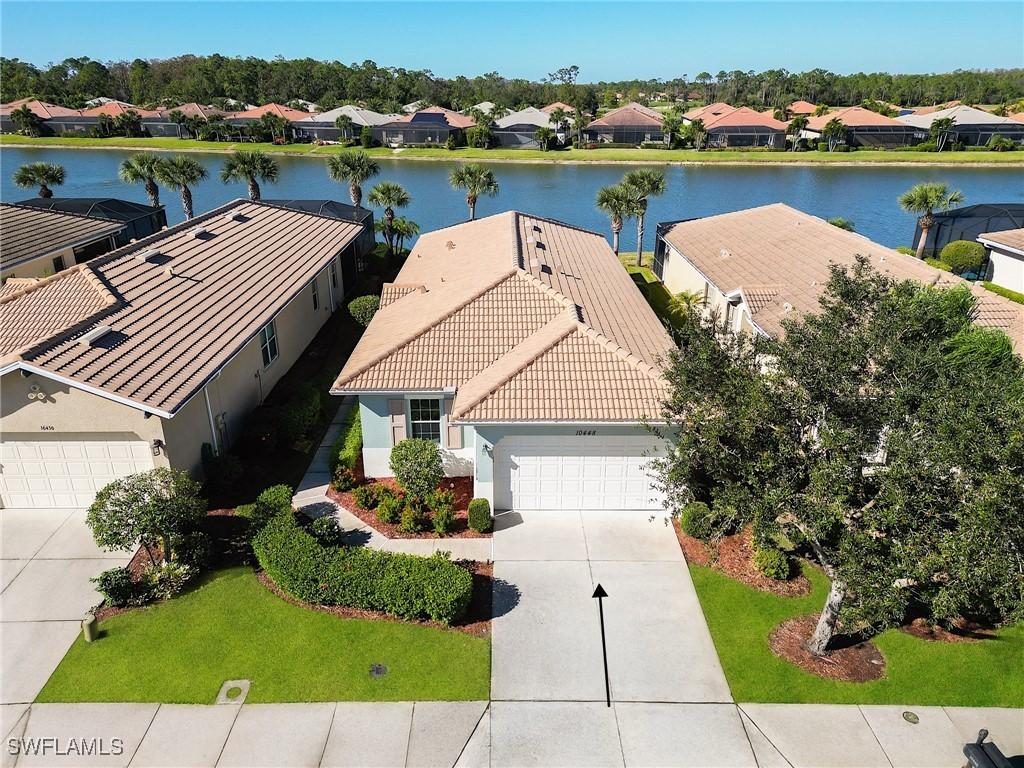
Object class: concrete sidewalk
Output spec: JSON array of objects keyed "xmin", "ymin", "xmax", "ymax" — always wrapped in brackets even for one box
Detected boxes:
[
  {"xmin": 4, "ymin": 701, "xmax": 1020, "ymax": 767},
  {"xmin": 291, "ymin": 399, "xmax": 491, "ymax": 562}
]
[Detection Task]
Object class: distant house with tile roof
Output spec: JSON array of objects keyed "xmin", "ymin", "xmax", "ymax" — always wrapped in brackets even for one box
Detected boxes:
[
  {"xmin": 331, "ymin": 211, "xmax": 676, "ymax": 511},
  {"xmin": 682, "ymin": 102, "xmax": 734, "ymax": 124},
  {"xmin": 292, "ymin": 104, "xmax": 396, "ymax": 141},
  {"xmin": 227, "ymin": 102, "xmax": 314, "ymax": 124},
  {"xmin": 0, "ymin": 199, "xmax": 370, "ymax": 507},
  {"xmin": 786, "ymin": 100, "xmax": 818, "ymax": 117},
  {"xmin": 702, "ymin": 106, "xmax": 788, "ymax": 148},
  {"xmin": 584, "ymin": 102, "xmax": 665, "ymax": 145},
  {"xmin": 492, "ymin": 107, "xmax": 555, "ymax": 148},
  {"xmin": 377, "ymin": 106, "xmax": 476, "ymax": 147},
  {"xmin": 654, "ymin": 203, "xmax": 1024, "ymax": 351},
  {"xmin": 897, "ymin": 105, "xmax": 1024, "ymax": 146},
  {"xmin": 803, "ymin": 106, "xmax": 917, "ymax": 148},
  {"xmin": 0, "ymin": 98, "xmax": 84, "ymax": 135}
]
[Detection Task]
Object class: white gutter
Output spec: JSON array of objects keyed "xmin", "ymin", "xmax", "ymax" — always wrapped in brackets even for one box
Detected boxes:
[
  {"xmin": 203, "ymin": 386, "xmax": 219, "ymax": 454},
  {"xmin": 977, "ymin": 236, "xmax": 1024, "ymax": 259}
]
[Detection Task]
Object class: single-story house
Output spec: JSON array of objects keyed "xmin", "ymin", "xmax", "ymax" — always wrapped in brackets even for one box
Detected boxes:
[
  {"xmin": 1, "ymin": 204, "xmax": 125, "ymax": 279},
  {"xmin": 911, "ymin": 100, "xmax": 961, "ymax": 116},
  {"xmin": 584, "ymin": 102, "xmax": 665, "ymax": 145},
  {"xmin": 541, "ymin": 102, "xmax": 576, "ymax": 117},
  {"xmin": 897, "ymin": 105, "xmax": 1024, "ymax": 147},
  {"xmin": 978, "ymin": 229, "xmax": 1024, "ymax": 293},
  {"xmin": 140, "ymin": 103, "xmax": 228, "ymax": 137},
  {"xmin": 0, "ymin": 199, "xmax": 369, "ymax": 508},
  {"xmin": 465, "ymin": 101, "xmax": 496, "ymax": 116},
  {"xmin": 292, "ymin": 105, "xmax": 394, "ymax": 142},
  {"xmin": 702, "ymin": 106, "xmax": 788, "ymax": 148},
  {"xmin": 803, "ymin": 106, "xmax": 917, "ymax": 148},
  {"xmin": 653, "ymin": 203, "xmax": 1024, "ymax": 351},
  {"xmin": 261, "ymin": 199, "xmax": 375, "ymax": 278},
  {"xmin": 786, "ymin": 100, "xmax": 817, "ymax": 117},
  {"xmin": 681, "ymin": 102, "xmax": 733, "ymax": 125},
  {"xmin": 331, "ymin": 211, "xmax": 676, "ymax": 512},
  {"xmin": 492, "ymin": 107, "xmax": 555, "ymax": 148},
  {"xmin": 377, "ymin": 107, "xmax": 475, "ymax": 147},
  {"xmin": 13, "ymin": 198, "xmax": 167, "ymax": 246},
  {"xmin": 0, "ymin": 98, "xmax": 83, "ymax": 135}
]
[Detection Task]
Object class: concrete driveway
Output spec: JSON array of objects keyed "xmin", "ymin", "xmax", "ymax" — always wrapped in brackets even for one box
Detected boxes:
[{"xmin": 0, "ymin": 508, "xmax": 131, "ymax": 711}]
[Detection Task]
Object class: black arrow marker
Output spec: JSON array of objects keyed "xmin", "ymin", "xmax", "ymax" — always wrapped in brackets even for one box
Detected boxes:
[{"xmin": 592, "ymin": 583, "xmax": 611, "ymax": 707}]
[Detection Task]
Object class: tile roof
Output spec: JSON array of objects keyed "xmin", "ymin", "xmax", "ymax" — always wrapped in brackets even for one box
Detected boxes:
[
  {"xmin": 161, "ymin": 103, "xmax": 226, "ymax": 120},
  {"xmin": 912, "ymin": 100, "xmax": 962, "ymax": 115},
  {"xmin": 788, "ymin": 100, "xmax": 818, "ymax": 115},
  {"xmin": 703, "ymin": 106, "xmax": 788, "ymax": 131},
  {"xmin": 0, "ymin": 98, "xmax": 81, "ymax": 119},
  {"xmin": 978, "ymin": 228, "xmax": 1024, "ymax": 254},
  {"xmin": 0, "ymin": 200, "xmax": 365, "ymax": 415},
  {"xmin": 80, "ymin": 102, "xmax": 162, "ymax": 118},
  {"xmin": 897, "ymin": 105, "xmax": 1024, "ymax": 129},
  {"xmin": 587, "ymin": 102, "xmax": 664, "ymax": 128},
  {"xmin": 541, "ymin": 102, "xmax": 576, "ymax": 114},
  {"xmin": 296, "ymin": 105, "xmax": 393, "ymax": 126},
  {"xmin": 806, "ymin": 106, "xmax": 907, "ymax": 130},
  {"xmin": 494, "ymin": 107, "xmax": 553, "ymax": 129},
  {"xmin": 682, "ymin": 102, "xmax": 734, "ymax": 121},
  {"xmin": 1, "ymin": 204, "xmax": 125, "ymax": 272},
  {"xmin": 333, "ymin": 212, "xmax": 675, "ymax": 422},
  {"xmin": 660, "ymin": 203, "xmax": 1024, "ymax": 351},
  {"xmin": 228, "ymin": 103, "xmax": 313, "ymax": 121},
  {"xmin": 393, "ymin": 106, "xmax": 476, "ymax": 129}
]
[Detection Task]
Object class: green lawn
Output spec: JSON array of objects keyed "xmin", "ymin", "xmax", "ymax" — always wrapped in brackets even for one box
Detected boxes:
[
  {"xmin": 691, "ymin": 562, "xmax": 1024, "ymax": 706},
  {"xmin": 3, "ymin": 134, "xmax": 1022, "ymax": 164},
  {"xmin": 37, "ymin": 567, "xmax": 490, "ymax": 704},
  {"xmin": 620, "ymin": 254, "xmax": 690, "ymax": 331}
]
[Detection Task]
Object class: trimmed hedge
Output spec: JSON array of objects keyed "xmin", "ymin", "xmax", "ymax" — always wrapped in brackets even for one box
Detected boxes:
[
  {"xmin": 680, "ymin": 501, "xmax": 713, "ymax": 540},
  {"xmin": 330, "ymin": 406, "xmax": 362, "ymax": 473},
  {"xmin": 754, "ymin": 547, "xmax": 791, "ymax": 580},
  {"xmin": 253, "ymin": 513, "xmax": 473, "ymax": 624},
  {"xmin": 983, "ymin": 281, "xmax": 1024, "ymax": 305},
  {"xmin": 467, "ymin": 498, "xmax": 492, "ymax": 533},
  {"xmin": 939, "ymin": 240, "xmax": 986, "ymax": 274}
]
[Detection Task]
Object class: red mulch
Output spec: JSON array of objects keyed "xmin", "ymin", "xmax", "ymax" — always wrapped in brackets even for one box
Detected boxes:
[
  {"xmin": 673, "ymin": 521, "xmax": 811, "ymax": 597},
  {"xmin": 328, "ymin": 476, "xmax": 491, "ymax": 539},
  {"xmin": 256, "ymin": 561, "xmax": 492, "ymax": 637},
  {"xmin": 770, "ymin": 614, "xmax": 886, "ymax": 682},
  {"xmin": 901, "ymin": 617, "xmax": 996, "ymax": 643}
]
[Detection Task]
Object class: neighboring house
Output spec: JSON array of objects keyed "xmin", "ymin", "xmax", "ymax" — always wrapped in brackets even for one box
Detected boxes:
[
  {"xmin": 331, "ymin": 212, "xmax": 676, "ymax": 512},
  {"xmin": 786, "ymin": 100, "xmax": 817, "ymax": 117},
  {"xmin": 897, "ymin": 105, "xmax": 1024, "ymax": 146},
  {"xmin": 912, "ymin": 100, "xmax": 962, "ymax": 115},
  {"xmin": 1, "ymin": 204, "xmax": 125, "ymax": 279},
  {"xmin": 402, "ymin": 100, "xmax": 425, "ymax": 114},
  {"xmin": 142, "ymin": 103, "xmax": 227, "ymax": 137},
  {"xmin": 653, "ymin": 203, "xmax": 1024, "ymax": 350},
  {"xmin": 13, "ymin": 198, "xmax": 167, "ymax": 246},
  {"xmin": 912, "ymin": 203, "xmax": 1024, "ymax": 257},
  {"xmin": 702, "ymin": 106, "xmax": 788, "ymax": 148},
  {"xmin": 492, "ymin": 107, "xmax": 555, "ymax": 148},
  {"xmin": 0, "ymin": 98, "xmax": 83, "ymax": 135},
  {"xmin": 584, "ymin": 102, "xmax": 665, "ymax": 144},
  {"xmin": 540, "ymin": 101, "xmax": 576, "ymax": 114},
  {"xmin": 261, "ymin": 199, "xmax": 375, "ymax": 280},
  {"xmin": 803, "ymin": 106, "xmax": 917, "ymax": 148},
  {"xmin": 977, "ymin": 229, "xmax": 1024, "ymax": 293},
  {"xmin": 226, "ymin": 103, "xmax": 314, "ymax": 131},
  {"xmin": 681, "ymin": 102, "xmax": 734, "ymax": 125},
  {"xmin": 292, "ymin": 105, "xmax": 393, "ymax": 142},
  {"xmin": 465, "ymin": 101, "xmax": 496, "ymax": 116},
  {"xmin": 377, "ymin": 107, "xmax": 475, "ymax": 147},
  {"xmin": 0, "ymin": 199, "xmax": 368, "ymax": 508}
]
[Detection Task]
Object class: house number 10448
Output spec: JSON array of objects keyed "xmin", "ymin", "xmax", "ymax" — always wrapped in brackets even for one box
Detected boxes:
[{"xmin": 575, "ymin": 429, "xmax": 597, "ymax": 436}]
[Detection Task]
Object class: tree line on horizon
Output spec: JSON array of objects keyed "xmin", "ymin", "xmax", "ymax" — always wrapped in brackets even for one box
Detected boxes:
[{"xmin": 2, "ymin": 55, "xmax": 1023, "ymax": 114}]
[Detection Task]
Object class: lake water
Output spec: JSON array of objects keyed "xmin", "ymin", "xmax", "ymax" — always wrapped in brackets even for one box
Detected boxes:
[{"xmin": 2, "ymin": 147, "xmax": 1022, "ymax": 251}]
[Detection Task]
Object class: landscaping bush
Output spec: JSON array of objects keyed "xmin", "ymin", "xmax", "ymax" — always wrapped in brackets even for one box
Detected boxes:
[
  {"xmin": 280, "ymin": 384, "xmax": 323, "ymax": 443},
  {"xmin": 432, "ymin": 506, "xmax": 456, "ymax": 536},
  {"xmin": 253, "ymin": 513, "xmax": 473, "ymax": 623},
  {"xmin": 427, "ymin": 489, "xmax": 455, "ymax": 515},
  {"xmin": 465, "ymin": 126, "xmax": 492, "ymax": 148},
  {"xmin": 983, "ymin": 281, "xmax": 1024, "ymax": 305},
  {"xmin": 348, "ymin": 295, "xmax": 380, "ymax": 327},
  {"xmin": 816, "ymin": 141, "xmax": 828, "ymax": 152},
  {"xmin": 754, "ymin": 547, "xmax": 792, "ymax": 580},
  {"xmin": 896, "ymin": 246, "xmax": 916, "ymax": 256},
  {"xmin": 987, "ymin": 134, "xmax": 1017, "ymax": 152},
  {"xmin": 939, "ymin": 240, "xmax": 986, "ymax": 275},
  {"xmin": 330, "ymin": 407, "xmax": 362, "ymax": 473},
  {"xmin": 311, "ymin": 515, "xmax": 345, "ymax": 547},
  {"xmin": 376, "ymin": 494, "xmax": 403, "ymax": 524},
  {"xmin": 331, "ymin": 466, "xmax": 356, "ymax": 492},
  {"xmin": 141, "ymin": 561, "xmax": 193, "ymax": 600},
  {"xmin": 680, "ymin": 501, "xmax": 714, "ymax": 540},
  {"xmin": 238, "ymin": 484, "xmax": 293, "ymax": 533},
  {"xmin": 467, "ymin": 498, "xmax": 492, "ymax": 533},
  {"xmin": 353, "ymin": 482, "xmax": 393, "ymax": 510},
  {"xmin": 171, "ymin": 530, "xmax": 213, "ymax": 570},
  {"xmin": 925, "ymin": 257, "xmax": 954, "ymax": 272},
  {"xmin": 400, "ymin": 502, "xmax": 428, "ymax": 533},
  {"xmin": 360, "ymin": 125, "xmax": 373, "ymax": 148},
  {"xmin": 390, "ymin": 439, "xmax": 443, "ymax": 501},
  {"xmin": 91, "ymin": 567, "xmax": 151, "ymax": 607}
]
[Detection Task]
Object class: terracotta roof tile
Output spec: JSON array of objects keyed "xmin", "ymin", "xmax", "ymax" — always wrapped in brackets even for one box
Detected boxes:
[
  {"xmin": 587, "ymin": 102, "xmax": 663, "ymax": 128},
  {"xmin": 0, "ymin": 98, "xmax": 81, "ymax": 119},
  {"xmin": 788, "ymin": 100, "xmax": 818, "ymax": 115},
  {"xmin": 806, "ymin": 106, "xmax": 906, "ymax": 130},
  {"xmin": 394, "ymin": 106, "xmax": 476, "ymax": 129},
  {"xmin": 683, "ymin": 102, "xmax": 734, "ymax": 121},
  {"xmin": 978, "ymin": 228, "xmax": 1024, "ymax": 253},
  {"xmin": 229, "ymin": 103, "xmax": 313, "ymax": 121},
  {"xmin": 703, "ymin": 106, "xmax": 788, "ymax": 130},
  {"xmin": 1, "ymin": 204, "xmax": 125, "ymax": 272}
]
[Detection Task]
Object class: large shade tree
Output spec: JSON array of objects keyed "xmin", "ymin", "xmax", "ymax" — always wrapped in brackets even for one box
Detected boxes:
[
  {"xmin": 118, "ymin": 152, "xmax": 162, "ymax": 207},
  {"xmin": 154, "ymin": 154, "xmax": 207, "ymax": 219},
  {"xmin": 326, "ymin": 150, "xmax": 380, "ymax": 208},
  {"xmin": 621, "ymin": 168, "xmax": 667, "ymax": 267},
  {"xmin": 899, "ymin": 182, "xmax": 965, "ymax": 259},
  {"xmin": 449, "ymin": 163, "xmax": 499, "ymax": 221},
  {"xmin": 220, "ymin": 150, "xmax": 279, "ymax": 201},
  {"xmin": 367, "ymin": 180, "xmax": 411, "ymax": 257},
  {"xmin": 654, "ymin": 258, "xmax": 1024, "ymax": 657},
  {"xmin": 13, "ymin": 162, "xmax": 65, "ymax": 198}
]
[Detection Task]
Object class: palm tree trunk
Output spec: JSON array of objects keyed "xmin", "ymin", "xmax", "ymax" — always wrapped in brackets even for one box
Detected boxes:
[
  {"xmin": 145, "ymin": 179, "xmax": 160, "ymax": 207},
  {"xmin": 611, "ymin": 221, "xmax": 621, "ymax": 255},
  {"xmin": 181, "ymin": 185, "xmax": 194, "ymax": 220},
  {"xmin": 351, "ymin": 183, "xmax": 362, "ymax": 208},
  {"xmin": 248, "ymin": 179, "xmax": 260, "ymax": 201},
  {"xmin": 806, "ymin": 578, "xmax": 845, "ymax": 656},
  {"xmin": 384, "ymin": 207, "xmax": 395, "ymax": 257},
  {"xmin": 468, "ymin": 195, "xmax": 477, "ymax": 221},
  {"xmin": 39, "ymin": 183, "xmax": 52, "ymax": 198},
  {"xmin": 915, "ymin": 214, "xmax": 934, "ymax": 259},
  {"xmin": 636, "ymin": 215, "xmax": 645, "ymax": 267}
]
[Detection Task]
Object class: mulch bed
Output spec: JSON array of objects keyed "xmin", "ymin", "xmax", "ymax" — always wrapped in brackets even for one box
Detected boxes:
[
  {"xmin": 673, "ymin": 520, "xmax": 811, "ymax": 597},
  {"xmin": 770, "ymin": 614, "xmax": 886, "ymax": 683},
  {"xmin": 256, "ymin": 561, "xmax": 493, "ymax": 637},
  {"xmin": 901, "ymin": 617, "xmax": 996, "ymax": 643},
  {"xmin": 328, "ymin": 475, "xmax": 491, "ymax": 539}
]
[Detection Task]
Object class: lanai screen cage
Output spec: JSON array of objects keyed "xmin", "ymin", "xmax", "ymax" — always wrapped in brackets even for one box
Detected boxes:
[
  {"xmin": 493, "ymin": 127, "xmax": 542, "ymax": 148},
  {"xmin": 846, "ymin": 126, "xmax": 918, "ymax": 148},
  {"xmin": 706, "ymin": 127, "xmax": 785, "ymax": 148},
  {"xmin": 913, "ymin": 203, "xmax": 1024, "ymax": 257},
  {"xmin": 584, "ymin": 125, "xmax": 666, "ymax": 145}
]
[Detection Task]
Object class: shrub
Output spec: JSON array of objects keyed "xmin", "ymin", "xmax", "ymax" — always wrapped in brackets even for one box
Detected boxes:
[
  {"xmin": 427, "ymin": 489, "xmax": 455, "ymax": 515},
  {"xmin": 467, "ymin": 498, "xmax": 492, "ymax": 532},
  {"xmin": 896, "ymin": 246, "xmax": 916, "ymax": 256},
  {"xmin": 445, "ymin": 135, "xmax": 458, "ymax": 150},
  {"xmin": 360, "ymin": 125, "xmax": 373, "ymax": 148},
  {"xmin": 754, "ymin": 547, "xmax": 792, "ymax": 580},
  {"xmin": 433, "ymin": 506, "xmax": 456, "ymax": 536},
  {"xmin": 939, "ymin": 240, "xmax": 986, "ymax": 275},
  {"xmin": 914, "ymin": 140, "xmax": 938, "ymax": 152},
  {"xmin": 353, "ymin": 482, "xmax": 386, "ymax": 510},
  {"xmin": 142, "ymin": 561, "xmax": 193, "ymax": 600},
  {"xmin": 348, "ymin": 295, "xmax": 380, "ymax": 327},
  {"xmin": 240, "ymin": 484, "xmax": 293, "ymax": 532},
  {"xmin": 400, "ymin": 502, "xmax": 427, "ymax": 533},
  {"xmin": 680, "ymin": 501, "xmax": 713, "ymax": 540},
  {"xmin": 390, "ymin": 439, "xmax": 443, "ymax": 501},
  {"xmin": 92, "ymin": 567, "xmax": 149, "ymax": 607},
  {"xmin": 280, "ymin": 384, "xmax": 323, "ymax": 443},
  {"xmin": 331, "ymin": 466, "xmax": 356, "ymax": 492},
  {"xmin": 987, "ymin": 134, "xmax": 1016, "ymax": 152},
  {"xmin": 253, "ymin": 513, "xmax": 473, "ymax": 623},
  {"xmin": 983, "ymin": 281, "xmax": 1024, "ymax": 305},
  {"xmin": 816, "ymin": 141, "xmax": 828, "ymax": 152},
  {"xmin": 376, "ymin": 494, "xmax": 403, "ymax": 524},
  {"xmin": 925, "ymin": 257, "xmax": 953, "ymax": 272},
  {"xmin": 465, "ymin": 125, "xmax": 492, "ymax": 148},
  {"xmin": 171, "ymin": 530, "xmax": 213, "ymax": 571},
  {"xmin": 330, "ymin": 407, "xmax": 362, "ymax": 473},
  {"xmin": 311, "ymin": 515, "xmax": 345, "ymax": 547}
]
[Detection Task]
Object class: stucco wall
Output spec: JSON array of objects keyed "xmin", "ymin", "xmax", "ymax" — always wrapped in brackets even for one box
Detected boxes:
[
  {"xmin": 661, "ymin": 243, "xmax": 755, "ymax": 335},
  {"xmin": 987, "ymin": 246, "xmax": 1024, "ymax": 293},
  {"xmin": 2, "ymin": 246, "xmax": 76, "ymax": 280}
]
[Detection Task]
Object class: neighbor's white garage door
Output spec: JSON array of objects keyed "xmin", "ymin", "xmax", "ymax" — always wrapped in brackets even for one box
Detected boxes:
[
  {"xmin": 0, "ymin": 440, "xmax": 154, "ymax": 508},
  {"xmin": 494, "ymin": 435, "xmax": 666, "ymax": 511}
]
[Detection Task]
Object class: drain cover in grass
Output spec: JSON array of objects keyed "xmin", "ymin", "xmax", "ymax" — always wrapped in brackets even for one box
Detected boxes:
[{"xmin": 369, "ymin": 664, "xmax": 388, "ymax": 678}]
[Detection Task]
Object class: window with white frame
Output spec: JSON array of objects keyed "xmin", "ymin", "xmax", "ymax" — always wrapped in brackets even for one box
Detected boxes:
[
  {"xmin": 409, "ymin": 398, "xmax": 441, "ymax": 443},
  {"xmin": 312, "ymin": 278, "xmax": 320, "ymax": 310},
  {"xmin": 259, "ymin": 320, "xmax": 279, "ymax": 367}
]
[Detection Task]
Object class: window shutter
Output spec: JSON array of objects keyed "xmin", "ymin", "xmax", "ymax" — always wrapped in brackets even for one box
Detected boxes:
[
  {"xmin": 388, "ymin": 399, "xmax": 406, "ymax": 444},
  {"xmin": 444, "ymin": 397, "xmax": 462, "ymax": 449}
]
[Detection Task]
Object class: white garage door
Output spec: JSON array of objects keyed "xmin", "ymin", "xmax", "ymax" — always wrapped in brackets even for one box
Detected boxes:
[
  {"xmin": 494, "ymin": 435, "xmax": 666, "ymax": 511},
  {"xmin": 0, "ymin": 440, "xmax": 154, "ymax": 508}
]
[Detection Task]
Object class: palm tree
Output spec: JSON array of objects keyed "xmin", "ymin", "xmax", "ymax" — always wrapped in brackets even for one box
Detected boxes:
[
  {"xmin": 220, "ymin": 150, "xmax": 279, "ymax": 201},
  {"xmin": 334, "ymin": 114, "xmax": 354, "ymax": 139},
  {"xmin": 621, "ymin": 169, "xmax": 667, "ymax": 266},
  {"xmin": 661, "ymin": 111, "xmax": 683, "ymax": 147},
  {"xmin": 449, "ymin": 163, "xmax": 499, "ymax": 221},
  {"xmin": 827, "ymin": 217, "xmax": 855, "ymax": 231},
  {"xmin": 326, "ymin": 150, "xmax": 380, "ymax": 208},
  {"xmin": 119, "ymin": 152, "xmax": 162, "ymax": 207},
  {"xmin": 10, "ymin": 105, "xmax": 41, "ymax": 136},
  {"xmin": 367, "ymin": 181, "xmax": 411, "ymax": 257},
  {"xmin": 13, "ymin": 162, "xmax": 65, "ymax": 198},
  {"xmin": 687, "ymin": 118, "xmax": 707, "ymax": 150},
  {"xmin": 787, "ymin": 115, "xmax": 808, "ymax": 151},
  {"xmin": 813, "ymin": 104, "xmax": 831, "ymax": 117},
  {"xmin": 898, "ymin": 183, "xmax": 965, "ymax": 259},
  {"xmin": 489, "ymin": 105, "xmax": 511, "ymax": 121},
  {"xmin": 929, "ymin": 117, "xmax": 957, "ymax": 152},
  {"xmin": 821, "ymin": 118, "xmax": 846, "ymax": 152},
  {"xmin": 392, "ymin": 217, "xmax": 420, "ymax": 253},
  {"xmin": 154, "ymin": 155, "xmax": 208, "ymax": 220},
  {"xmin": 595, "ymin": 184, "xmax": 634, "ymax": 255},
  {"xmin": 535, "ymin": 126, "xmax": 556, "ymax": 151},
  {"xmin": 549, "ymin": 107, "xmax": 569, "ymax": 138}
]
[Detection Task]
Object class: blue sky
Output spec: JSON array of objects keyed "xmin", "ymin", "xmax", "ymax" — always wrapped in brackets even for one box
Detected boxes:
[{"xmin": 2, "ymin": 1, "xmax": 1022, "ymax": 79}]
